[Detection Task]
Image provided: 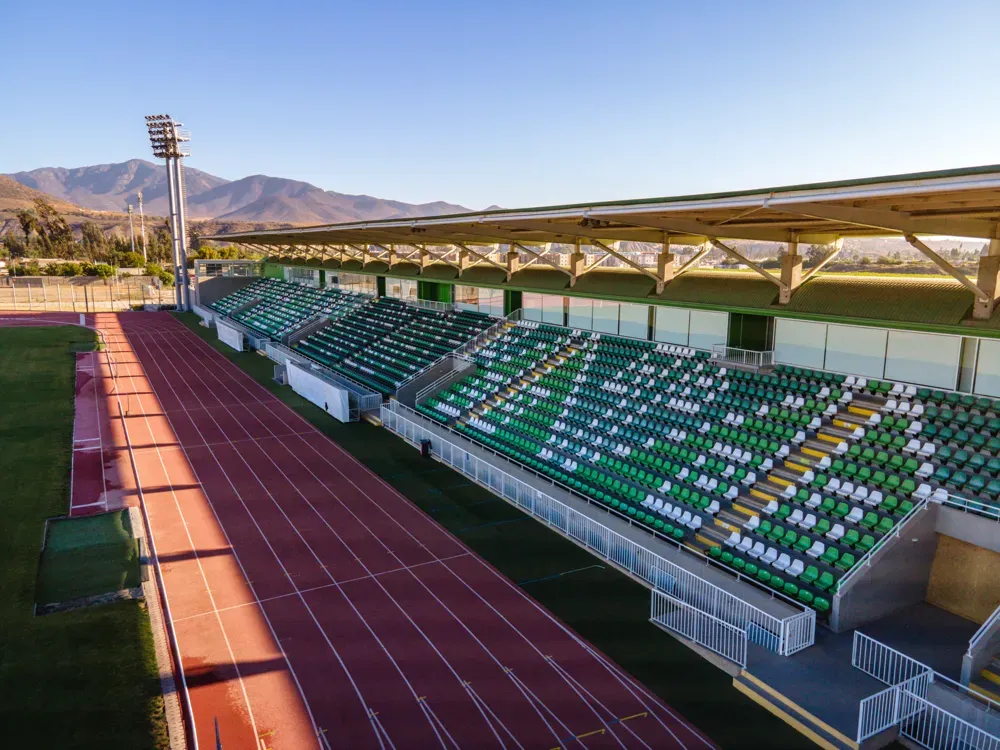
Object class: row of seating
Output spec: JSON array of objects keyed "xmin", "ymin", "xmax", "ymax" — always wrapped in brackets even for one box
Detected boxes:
[
  {"xmin": 293, "ymin": 298, "xmax": 495, "ymax": 393},
  {"xmin": 418, "ymin": 320, "xmax": 1000, "ymax": 614},
  {"xmin": 209, "ymin": 278, "xmax": 367, "ymax": 339}
]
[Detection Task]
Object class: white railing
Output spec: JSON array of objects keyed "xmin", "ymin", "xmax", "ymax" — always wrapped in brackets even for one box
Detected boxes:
[
  {"xmin": 858, "ymin": 672, "xmax": 933, "ymax": 742},
  {"xmin": 710, "ymin": 345, "xmax": 774, "ymax": 369},
  {"xmin": 412, "ymin": 356, "xmax": 476, "ymax": 404},
  {"xmin": 854, "ymin": 632, "xmax": 1000, "ymax": 745},
  {"xmin": 456, "ymin": 314, "xmax": 510, "ymax": 357},
  {"xmin": 900, "ymin": 688, "xmax": 1000, "ymax": 750},
  {"xmin": 939, "ymin": 493, "xmax": 1000, "ymax": 522},
  {"xmin": 651, "ymin": 589, "xmax": 748, "ymax": 667},
  {"xmin": 835, "ymin": 498, "xmax": 929, "ymax": 593},
  {"xmin": 854, "ymin": 631, "xmax": 933, "ymax": 687},
  {"xmin": 970, "ymin": 604, "xmax": 1000, "ymax": 658},
  {"xmin": 381, "ymin": 401, "xmax": 814, "ymax": 657},
  {"xmin": 405, "ymin": 298, "xmax": 454, "ymax": 313}
]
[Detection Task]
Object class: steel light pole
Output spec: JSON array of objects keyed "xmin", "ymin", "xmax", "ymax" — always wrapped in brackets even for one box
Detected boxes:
[
  {"xmin": 137, "ymin": 189, "xmax": 147, "ymax": 263},
  {"xmin": 144, "ymin": 114, "xmax": 191, "ymax": 310},
  {"xmin": 127, "ymin": 203, "xmax": 136, "ymax": 255}
]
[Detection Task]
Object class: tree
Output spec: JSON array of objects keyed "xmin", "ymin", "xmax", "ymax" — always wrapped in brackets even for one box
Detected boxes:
[
  {"xmin": 80, "ymin": 221, "xmax": 106, "ymax": 260},
  {"xmin": 15, "ymin": 209, "xmax": 39, "ymax": 256},
  {"xmin": 29, "ymin": 198, "xmax": 75, "ymax": 258},
  {"xmin": 3, "ymin": 233, "xmax": 27, "ymax": 266}
]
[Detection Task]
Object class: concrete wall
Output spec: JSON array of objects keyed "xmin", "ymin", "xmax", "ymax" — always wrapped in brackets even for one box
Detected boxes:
[
  {"xmin": 937, "ymin": 506, "xmax": 1000, "ymax": 555},
  {"xmin": 927, "ymin": 534, "xmax": 1000, "ymax": 623},
  {"xmin": 831, "ymin": 504, "xmax": 940, "ymax": 632},
  {"xmin": 197, "ymin": 276, "xmax": 256, "ymax": 306}
]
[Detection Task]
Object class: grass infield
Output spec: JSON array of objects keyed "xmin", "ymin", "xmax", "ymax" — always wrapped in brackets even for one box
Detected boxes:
[
  {"xmin": 0, "ymin": 326, "xmax": 168, "ymax": 749},
  {"xmin": 36, "ymin": 510, "xmax": 141, "ymax": 606},
  {"xmin": 177, "ymin": 311, "xmax": 808, "ymax": 749}
]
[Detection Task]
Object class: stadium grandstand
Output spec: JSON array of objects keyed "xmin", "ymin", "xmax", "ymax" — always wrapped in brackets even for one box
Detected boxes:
[{"xmin": 189, "ymin": 163, "xmax": 1000, "ymax": 749}]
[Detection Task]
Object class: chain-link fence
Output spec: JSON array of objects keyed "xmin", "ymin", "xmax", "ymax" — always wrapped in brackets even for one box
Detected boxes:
[{"xmin": 0, "ymin": 277, "xmax": 175, "ymax": 311}]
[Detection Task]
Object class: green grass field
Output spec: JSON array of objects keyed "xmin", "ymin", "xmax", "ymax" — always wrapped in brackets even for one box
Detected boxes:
[
  {"xmin": 177, "ymin": 311, "xmax": 807, "ymax": 749},
  {"xmin": 0, "ymin": 326, "xmax": 168, "ymax": 749},
  {"xmin": 36, "ymin": 510, "xmax": 141, "ymax": 606}
]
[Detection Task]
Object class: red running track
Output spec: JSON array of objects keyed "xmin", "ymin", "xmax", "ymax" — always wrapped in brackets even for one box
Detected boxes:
[{"xmin": 3, "ymin": 310, "xmax": 715, "ymax": 750}]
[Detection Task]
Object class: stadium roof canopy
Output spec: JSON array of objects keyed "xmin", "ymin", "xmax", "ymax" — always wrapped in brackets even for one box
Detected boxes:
[{"xmin": 206, "ymin": 164, "xmax": 1000, "ymax": 318}]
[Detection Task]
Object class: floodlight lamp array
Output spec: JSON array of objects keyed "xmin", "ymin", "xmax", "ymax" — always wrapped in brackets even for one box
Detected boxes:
[{"xmin": 145, "ymin": 114, "xmax": 190, "ymax": 158}]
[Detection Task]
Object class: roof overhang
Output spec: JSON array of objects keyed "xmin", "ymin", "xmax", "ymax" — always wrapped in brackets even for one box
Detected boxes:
[{"xmin": 206, "ymin": 163, "xmax": 1000, "ymax": 248}]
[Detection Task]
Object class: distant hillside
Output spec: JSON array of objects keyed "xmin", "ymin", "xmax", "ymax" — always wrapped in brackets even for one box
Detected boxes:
[
  {"xmin": 0, "ymin": 175, "xmax": 84, "ymax": 214},
  {"xmin": 5, "ymin": 160, "xmax": 472, "ymax": 225}
]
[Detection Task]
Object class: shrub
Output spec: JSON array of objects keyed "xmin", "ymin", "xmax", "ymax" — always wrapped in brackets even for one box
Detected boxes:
[
  {"xmin": 60, "ymin": 262, "xmax": 84, "ymax": 277},
  {"xmin": 84, "ymin": 263, "xmax": 115, "ymax": 279},
  {"xmin": 144, "ymin": 263, "xmax": 174, "ymax": 286}
]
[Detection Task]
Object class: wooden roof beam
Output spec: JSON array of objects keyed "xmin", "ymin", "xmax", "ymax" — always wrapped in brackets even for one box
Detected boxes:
[{"xmin": 710, "ymin": 239, "xmax": 783, "ymax": 287}]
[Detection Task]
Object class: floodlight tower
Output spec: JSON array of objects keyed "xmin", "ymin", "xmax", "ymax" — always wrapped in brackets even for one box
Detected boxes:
[{"xmin": 145, "ymin": 115, "xmax": 192, "ymax": 310}]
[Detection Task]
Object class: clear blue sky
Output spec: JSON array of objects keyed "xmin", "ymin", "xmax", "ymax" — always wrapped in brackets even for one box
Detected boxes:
[{"xmin": 4, "ymin": 0, "xmax": 999, "ymax": 210}]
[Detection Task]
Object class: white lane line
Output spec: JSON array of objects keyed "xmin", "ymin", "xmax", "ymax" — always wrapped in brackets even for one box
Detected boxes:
[
  {"xmin": 130, "ymin": 329, "xmax": 375, "ymax": 750},
  {"xmin": 143, "ymin": 330, "xmax": 458, "ymax": 750},
  {"xmin": 115, "ymin": 323, "xmax": 265, "ymax": 746}
]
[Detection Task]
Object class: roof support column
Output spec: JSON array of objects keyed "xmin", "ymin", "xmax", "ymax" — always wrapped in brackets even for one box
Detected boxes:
[
  {"xmin": 569, "ymin": 241, "xmax": 586, "ymax": 278},
  {"xmin": 657, "ymin": 235, "xmax": 675, "ymax": 289},
  {"xmin": 457, "ymin": 247, "xmax": 470, "ymax": 272},
  {"xmin": 779, "ymin": 238, "xmax": 802, "ymax": 305},
  {"xmin": 974, "ymin": 233, "xmax": 1000, "ymax": 319},
  {"xmin": 505, "ymin": 248, "xmax": 519, "ymax": 280},
  {"xmin": 419, "ymin": 245, "xmax": 430, "ymax": 269},
  {"xmin": 387, "ymin": 244, "xmax": 397, "ymax": 266}
]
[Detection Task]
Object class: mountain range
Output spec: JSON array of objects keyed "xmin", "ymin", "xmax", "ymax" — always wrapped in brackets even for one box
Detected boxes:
[{"xmin": 4, "ymin": 160, "xmax": 472, "ymax": 225}]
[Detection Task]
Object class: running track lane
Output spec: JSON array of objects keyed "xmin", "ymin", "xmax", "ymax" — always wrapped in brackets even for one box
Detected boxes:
[
  {"xmin": 79, "ymin": 313, "xmax": 318, "ymax": 750},
  {"xmin": 115, "ymin": 311, "xmax": 714, "ymax": 750}
]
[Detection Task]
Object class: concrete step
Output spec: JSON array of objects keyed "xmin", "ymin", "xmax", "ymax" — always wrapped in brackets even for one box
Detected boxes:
[
  {"xmin": 803, "ymin": 439, "xmax": 834, "ymax": 455},
  {"xmin": 770, "ymin": 466, "xmax": 804, "ymax": 484},
  {"xmin": 981, "ymin": 665, "xmax": 1000, "ymax": 687},
  {"xmin": 970, "ymin": 676, "xmax": 1000, "ymax": 705}
]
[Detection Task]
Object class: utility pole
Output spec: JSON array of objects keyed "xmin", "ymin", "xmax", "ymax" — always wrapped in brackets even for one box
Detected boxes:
[
  {"xmin": 145, "ymin": 115, "xmax": 191, "ymax": 310},
  {"xmin": 137, "ymin": 190, "xmax": 147, "ymax": 263}
]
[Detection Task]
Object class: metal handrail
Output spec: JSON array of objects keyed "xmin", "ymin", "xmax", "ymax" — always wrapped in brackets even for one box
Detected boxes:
[
  {"xmin": 834, "ymin": 497, "xmax": 930, "ymax": 593},
  {"xmin": 385, "ymin": 400, "xmax": 815, "ymax": 629},
  {"xmin": 384, "ymin": 401, "xmax": 815, "ymax": 656},
  {"xmin": 711, "ymin": 344, "xmax": 775, "ymax": 368},
  {"xmin": 969, "ymin": 603, "xmax": 1000, "ymax": 657},
  {"xmin": 854, "ymin": 631, "xmax": 1000, "ymax": 712},
  {"xmin": 391, "ymin": 398, "xmax": 813, "ymax": 613}
]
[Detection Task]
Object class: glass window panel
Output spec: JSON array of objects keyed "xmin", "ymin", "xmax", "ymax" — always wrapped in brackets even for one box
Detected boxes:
[
  {"xmin": 654, "ymin": 307, "xmax": 690, "ymax": 345},
  {"xmin": 825, "ymin": 324, "xmax": 887, "ymax": 378},
  {"xmin": 774, "ymin": 319, "xmax": 827, "ymax": 369},
  {"xmin": 884, "ymin": 331, "xmax": 960, "ymax": 389},
  {"xmin": 567, "ymin": 297, "xmax": 593, "ymax": 330},
  {"xmin": 523, "ymin": 292, "xmax": 543, "ymax": 322},
  {"xmin": 541, "ymin": 294, "xmax": 565, "ymax": 325},
  {"xmin": 688, "ymin": 310, "xmax": 728, "ymax": 351},
  {"xmin": 976, "ymin": 339, "xmax": 1000, "ymax": 397},
  {"xmin": 592, "ymin": 299, "xmax": 620, "ymax": 334},
  {"xmin": 618, "ymin": 303, "xmax": 650, "ymax": 340}
]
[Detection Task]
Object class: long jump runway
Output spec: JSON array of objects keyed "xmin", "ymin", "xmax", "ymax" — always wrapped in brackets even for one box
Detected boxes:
[{"xmin": 4, "ymin": 311, "xmax": 714, "ymax": 749}]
